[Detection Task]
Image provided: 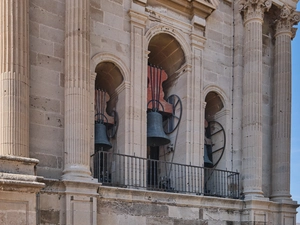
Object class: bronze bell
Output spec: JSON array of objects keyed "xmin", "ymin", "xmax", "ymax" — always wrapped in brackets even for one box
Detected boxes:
[
  {"xmin": 204, "ymin": 145, "xmax": 213, "ymax": 168},
  {"xmin": 147, "ymin": 111, "xmax": 170, "ymax": 147},
  {"xmin": 95, "ymin": 123, "xmax": 112, "ymax": 151}
]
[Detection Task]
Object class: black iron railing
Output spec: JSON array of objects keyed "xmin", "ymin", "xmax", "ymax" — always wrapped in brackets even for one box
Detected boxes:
[{"xmin": 92, "ymin": 151, "xmax": 240, "ymax": 199}]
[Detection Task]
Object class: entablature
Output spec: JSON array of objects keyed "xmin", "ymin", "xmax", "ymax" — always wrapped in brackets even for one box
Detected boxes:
[{"xmin": 136, "ymin": 0, "xmax": 218, "ymax": 20}]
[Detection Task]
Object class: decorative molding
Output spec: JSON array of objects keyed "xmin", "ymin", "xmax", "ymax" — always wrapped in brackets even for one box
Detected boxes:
[
  {"xmin": 203, "ymin": 85, "xmax": 229, "ymax": 105},
  {"xmin": 239, "ymin": 0, "xmax": 272, "ymax": 23},
  {"xmin": 274, "ymin": 6, "xmax": 300, "ymax": 37},
  {"xmin": 145, "ymin": 6, "xmax": 192, "ymax": 33},
  {"xmin": 128, "ymin": 9, "xmax": 148, "ymax": 26},
  {"xmin": 91, "ymin": 52, "xmax": 130, "ymax": 82},
  {"xmin": 145, "ymin": 24, "xmax": 192, "ymax": 64},
  {"xmin": 0, "ymin": 173, "xmax": 45, "ymax": 192}
]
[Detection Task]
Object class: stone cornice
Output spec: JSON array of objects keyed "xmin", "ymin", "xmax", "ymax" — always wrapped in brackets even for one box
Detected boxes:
[
  {"xmin": 147, "ymin": 0, "xmax": 218, "ymax": 20},
  {"xmin": 274, "ymin": 5, "xmax": 300, "ymax": 37},
  {"xmin": 239, "ymin": 0, "xmax": 272, "ymax": 23}
]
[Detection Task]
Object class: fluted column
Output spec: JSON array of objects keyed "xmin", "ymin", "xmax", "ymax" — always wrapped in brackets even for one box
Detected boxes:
[
  {"xmin": 63, "ymin": 0, "xmax": 91, "ymax": 179},
  {"xmin": 239, "ymin": 0, "xmax": 271, "ymax": 198},
  {"xmin": 271, "ymin": 6, "xmax": 300, "ymax": 201},
  {"xmin": 0, "ymin": 0, "xmax": 29, "ymax": 157}
]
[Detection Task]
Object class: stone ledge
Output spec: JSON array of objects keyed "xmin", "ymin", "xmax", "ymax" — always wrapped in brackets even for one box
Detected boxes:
[
  {"xmin": 98, "ymin": 186, "xmax": 243, "ymax": 210},
  {"xmin": 0, "ymin": 155, "xmax": 39, "ymax": 164},
  {"xmin": 39, "ymin": 178, "xmax": 101, "ymax": 196},
  {"xmin": 0, "ymin": 173, "xmax": 45, "ymax": 193},
  {"xmin": 0, "ymin": 156, "xmax": 39, "ymax": 175}
]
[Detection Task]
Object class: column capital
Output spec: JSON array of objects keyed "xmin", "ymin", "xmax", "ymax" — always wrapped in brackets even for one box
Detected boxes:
[
  {"xmin": 275, "ymin": 6, "xmax": 300, "ymax": 37},
  {"xmin": 239, "ymin": 0, "xmax": 272, "ymax": 23}
]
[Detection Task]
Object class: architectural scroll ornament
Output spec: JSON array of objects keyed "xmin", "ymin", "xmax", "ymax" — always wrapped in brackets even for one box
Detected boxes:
[
  {"xmin": 239, "ymin": 0, "xmax": 272, "ymax": 22},
  {"xmin": 275, "ymin": 5, "xmax": 300, "ymax": 37}
]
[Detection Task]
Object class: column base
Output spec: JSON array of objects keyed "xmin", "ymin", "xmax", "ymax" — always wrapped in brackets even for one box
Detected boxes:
[
  {"xmin": 243, "ymin": 190, "xmax": 266, "ymax": 200},
  {"xmin": 62, "ymin": 164, "xmax": 96, "ymax": 182},
  {"xmin": 270, "ymin": 194, "xmax": 293, "ymax": 203}
]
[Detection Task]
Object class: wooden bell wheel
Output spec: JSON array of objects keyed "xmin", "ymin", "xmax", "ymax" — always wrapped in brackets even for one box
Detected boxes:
[
  {"xmin": 207, "ymin": 121, "xmax": 226, "ymax": 167},
  {"xmin": 106, "ymin": 110, "xmax": 119, "ymax": 138},
  {"xmin": 163, "ymin": 94, "xmax": 182, "ymax": 134}
]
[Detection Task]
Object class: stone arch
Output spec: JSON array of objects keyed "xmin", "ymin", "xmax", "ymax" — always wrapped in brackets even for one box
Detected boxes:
[
  {"xmin": 145, "ymin": 24, "xmax": 191, "ymax": 76},
  {"xmin": 91, "ymin": 52, "xmax": 129, "ymax": 114},
  {"xmin": 203, "ymin": 85, "xmax": 228, "ymax": 121},
  {"xmin": 91, "ymin": 52, "xmax": 129, "ymax": 83}
]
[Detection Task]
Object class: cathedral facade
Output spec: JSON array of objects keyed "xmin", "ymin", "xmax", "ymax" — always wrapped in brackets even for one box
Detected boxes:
[{"xmin": 0, "ymin": 0, "xmax": 299, "ymax": 224}]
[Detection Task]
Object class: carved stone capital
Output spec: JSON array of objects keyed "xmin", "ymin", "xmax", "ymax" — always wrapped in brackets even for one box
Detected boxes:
[
  {"xmin": 275, "ymin": 6, "xmax": 300, "ymax": 37},
  {"xmin": 239, "ymin": 0, "xmax": 272, "ymax": 23}
]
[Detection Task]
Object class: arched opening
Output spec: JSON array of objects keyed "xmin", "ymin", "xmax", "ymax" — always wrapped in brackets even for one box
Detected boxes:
[
  {"xmin": 204, "ymin": 91, "xmax": 225, "ymax": 168},
  {"xmin": 93, "ymin": 61, "xmax": 124, "ymax": 182},
  {"xmin": 146, "ymin": 33, "xmax": 185, "ymax": 188},
  {"xmin": 148, "ymin": 33, "xmax": 185, "ymax": 76},
  {"xmin": 95, "ymin": 61, "xmax": 123, "ymax": 114}
]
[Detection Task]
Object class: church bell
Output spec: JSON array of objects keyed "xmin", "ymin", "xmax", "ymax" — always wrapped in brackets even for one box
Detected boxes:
[
  {"xmin": 204, "ymin": 145, "xmax": 213, "ymax": 168},
  {"xmin": 95, "ymin": 123, "xmax": 112, "ymax": 151},
  {"xmin": 147, "ymin": 111, "xmax": 170, "ymax": 147}
]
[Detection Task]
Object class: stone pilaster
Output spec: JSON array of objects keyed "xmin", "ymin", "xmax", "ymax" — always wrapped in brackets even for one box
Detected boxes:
[
  {"xmin": 128, "ymin": 10, "xmax": 148, "ymax": 157},
  {"xmin": 239, "ymin": 0, "xmax": 271, "ymax": 198},
  {"xmin": 190, "ymin": 33, "xmax": 206, "ymax": 166},
  {"xmin": 271, "ymin": 6, "xmax": 300, "ymax": 202},
  {"xmin": 0, "ymin": 0, "xmax": 29, "ymax": 158},
  {"xmin": 63, "ymin": 0, "xmax": 92, "ymax": 180}
]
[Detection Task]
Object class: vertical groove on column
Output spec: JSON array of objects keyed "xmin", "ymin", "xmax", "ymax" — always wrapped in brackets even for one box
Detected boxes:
[
  {"xmin": 0, "ymin": 0, "xmax": 29, "ymax": 157},
  {"xmin": 271, "ymin": 30, "xmax": 292, "ymax": 200},
  {"xmin": 64, "ymin": 0, "xmax": 91, "ymax": 177},
  {"xmin": 242, "ymin": 17, "xmax": 263, "ymax": 196}
]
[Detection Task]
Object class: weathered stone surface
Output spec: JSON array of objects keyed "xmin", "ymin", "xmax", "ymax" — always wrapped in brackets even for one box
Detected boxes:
[
  {"xmin": 98, "ymin": 200, "xmax": 168, "ymax": 217},
  {"xmin": 173, "ymin": 219, "xmax": 207, "ymax": 225},
  {"xmin": 1, "ymin": 0, "xmax": 299, "ymax": 224},
  {"xmin": 40, "ymin": 209, "xmax": 59, "ymax": 224}
]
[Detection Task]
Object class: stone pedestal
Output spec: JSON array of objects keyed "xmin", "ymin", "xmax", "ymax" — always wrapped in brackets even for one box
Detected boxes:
[{"xmin": 63, "ymin": 181, "xmax": 99, "ymax": 225}]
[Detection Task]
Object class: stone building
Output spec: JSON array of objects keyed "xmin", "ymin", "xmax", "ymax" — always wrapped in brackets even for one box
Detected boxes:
[{"xmin": 0, "ymin": 0, "xmax": 299, "ymax": 224}]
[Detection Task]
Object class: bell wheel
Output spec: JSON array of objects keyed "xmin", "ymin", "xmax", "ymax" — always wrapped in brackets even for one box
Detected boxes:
[
  {"xmin": 207, "ymin": 121, "xmax": 226, "ymax": 167},
  {"xmin": 163, "ymin": 94, "xmax": 182, "ymax": 134},
  {"xmin": 107, "ymin": 110, "xmax": 118, "ymax": 138}
]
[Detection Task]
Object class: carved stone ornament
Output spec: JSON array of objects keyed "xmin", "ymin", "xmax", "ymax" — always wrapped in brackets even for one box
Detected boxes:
[
  {"xmin": 239, "ymin": 0, "xmax": 272, "ymax": 22},
  {"xmin": 275, "ymin": 5, "xmax": 300, "ymax": 36}
]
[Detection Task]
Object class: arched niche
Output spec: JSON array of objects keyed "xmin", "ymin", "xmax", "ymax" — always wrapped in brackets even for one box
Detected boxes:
[
  {"xmin": 205, "ymin": 91, "xmax": 224, "ymax": 121},
  {"xmin": 148, "ymin": 33, "xmax": 185, "ymax": 77},
  {"xmin": 146, "ymin": 32, "xmax": 186, "ymax": 164},
  {"xmin": 95, "ymin": 61, "xmax": 124, "ymax": 114},
  {"xmin": 204, "ymin": 91, "xmax": 227, "ymax": 169},
  {"xmin": 147, "ymin": 32, "xmax": 187, "ymax": 100}
]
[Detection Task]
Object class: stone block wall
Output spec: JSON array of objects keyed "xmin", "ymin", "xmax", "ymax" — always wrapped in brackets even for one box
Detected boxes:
[
  {"xmin": 97, "ymin": 187, "xmax": 243, "ymax": 225},
  {"xmin": 29, "ymin": 0, "xmax": 65, "ymax": 179},
  {"xmin": 0, "ymin": 0, "xmax": 297, "ymax": 224}
]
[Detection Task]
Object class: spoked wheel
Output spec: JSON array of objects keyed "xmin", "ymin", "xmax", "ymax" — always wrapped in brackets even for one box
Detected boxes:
[
  {"xmin": 107, "ymin": 110, "xmax": 118, "ymax": 138},
  {"xmin": 207, "ymin": 121, "xmax": 226, "ymax": 167},
  {"xmin": 163, "ymin": 94, "xmax": 182, "ymax": 134}
]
